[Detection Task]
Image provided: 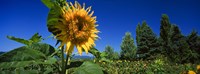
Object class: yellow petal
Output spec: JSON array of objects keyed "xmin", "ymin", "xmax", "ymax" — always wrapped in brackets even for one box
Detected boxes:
[
  {"xmin": 66, "ymin": 43, "xmax": 74, "ymax": 55},
  {"xmin": 82, "ymin": 3, "xmax": 85, "ymax": 9},
  {"xmin": 86, "ymin": 6, "xmax": 91, "ymax": 12},
  {"xmin": 89, "ymin": 11, "xmax": 94, "ymax": 17},
  {"xmin": 91, "ymin": 34, "xmax": 98, "ymax": 38},
  {"xmin": 76, "ymin": 45, "xmax": 82, "ymax": 55},
  {"xmin": 75, "ymin": 1, "xmax": 81, "ymax": 9},
  {"xmin": 88, "ymin": 37, "xmax": 94, "ymax": 44},
  {"xmin": 81, "ymin": 44, "xmax": 89, "ymax": 54},
  {"xmin": 91, "ymin": 29, "xmax": 99, "ymax": 33},
  {"xmin": 85, "ymin": 42, "xmax": 91, "ymax": 49},
  {"xmin": 66, "ymin": 41, "xmax": 71, "ymax": 52},
  {"xmin": 70, "ymin": 2, "xmax": 75, "ymax": 10}
]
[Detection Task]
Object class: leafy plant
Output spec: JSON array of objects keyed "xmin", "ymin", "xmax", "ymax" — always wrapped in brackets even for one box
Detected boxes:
[
  {"xmin": 0, "ymin": 33, "xmax": 58, "ymax": 73},
  {"xmin": 73, "ymin": 61, "xmax": 103, "ymax": 74}
]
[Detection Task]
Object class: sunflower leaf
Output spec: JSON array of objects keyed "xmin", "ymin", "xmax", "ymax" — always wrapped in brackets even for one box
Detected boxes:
[
  {"xmin": 7, "ymin": 33, "xmax": 43, "ymax": 46},
  {"xmin": 89, "ymin": 47, "xmax": 101, "ymax": 59},
  {"xmin": 29, "ymin": 33, "xmax": 42, "ymax": 43},
  {"xmin": 73, "ymin": 61, "xmax": 103, "ymax": 74},
  {"xmin": 41, "ymin": 0, "xmax": 54, "ymax": 8},
  {"xmin": 29, "ymin": 43, "xmax": 55, "ymax": 56},
  {"xmin": 7, "ymin": 36, "xmax": 30, "ymax": 45},
  {"xmin": 0, "ymin": 46, "xmax": 46, "ymax": 62}
]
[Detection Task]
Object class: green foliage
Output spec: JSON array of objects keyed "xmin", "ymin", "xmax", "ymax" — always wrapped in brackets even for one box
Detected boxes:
[
  {"xmin": 0, "ymin": 45, "xmax": 57, "ymax": 73},
  {"xmin": 0, "ymin": 46, "xmax": 45, "ymax": 62},
  {"xmin": 89, "ymin": 47, "xmax": 101, "ymax": 59},
  {"xmin": 29, "ymin": 33, "xmax": 42, "ymax": 43},
  {"xmin": 136, "ymin": 21, "xmax": 160, "ymax": 59},
  {"xmin": 41, "ymin": 0, "xmax": 54, "ymax": 8},
  {"xmin": 43, "ymin": 0, "xmax": 68, "ymax": 44},
  {"xmin": 89, "ymin": 47, "xmax": 111, "ymax": 62},
  {"xmin": 104, "ymin": 45, "xmax": 119, "ymax": 60},
  {"xmin": 100, "ymin": 58, "xmax": 199, "ymax": 74},
  {"xmin": 73, "ymin": 61, "xmax": 104, "ymax": 74},
  {"xmin": 41, "ymin": 0, "xmax": 66, "ymax": 8},
  {"xmin": 104, "ymin": 46, "xmax": 114, "ymax": 59},
  {"xmin": 160, "ymin": 14, "xmax": 171, "ymax": 42},
  {"xmin": 7, "ymin": 33, "xmax": 42, "ymax": 46},
  {"xmin": 7, "ymin": 36, "xmax": 30, "ymax": 45},
  {"xmin": 159, "ymin": 14, "xmax": 199, "ymax": 63},
  {"xmin": 160, "ymin": 14, "xmax": 172, "ymax": 55},
  {"xmin": 0, "ymin": 33, "xmax": 58, "ymax": 73},
  {"xmin": 186, "ymin": 30, "xmax": 200, "ymax": 62},
  {"xmin": 29, "ymin": 43, "xmax": 55, "ymax": 56},
  {"xmin": 113, "ymin": 52, "xmax": 119, "ymax": 60},
  {"xmin": 120, "ymin": 32, "xmax": 136, "ymax": 60}
]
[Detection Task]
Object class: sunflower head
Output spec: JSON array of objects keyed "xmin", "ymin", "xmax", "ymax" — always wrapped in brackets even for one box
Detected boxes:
[
  {"xmin": 188, "ymin": 70, "xmax": 196, "ymax": 74},
  {"xmin": 48, "ymin": 1, "xmax": 99, "ymax": 55},
  {"xmin": 197, "ymin": 65, "xmax": 200, "ymax": 72}
]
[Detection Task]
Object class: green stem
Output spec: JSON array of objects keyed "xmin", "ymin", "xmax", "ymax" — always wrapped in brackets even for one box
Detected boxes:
[
  {"xmin": 61, "ymin": 46, "xmax": 65, "ymax": 74},
  {"xmin": 65, "ymin": 54, "xmax": 70, "ymax": 74}
]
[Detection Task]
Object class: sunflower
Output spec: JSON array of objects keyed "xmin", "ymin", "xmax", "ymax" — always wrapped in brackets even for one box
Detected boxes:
[
  {"xmin": 188, "ymin": 70, "xmax": 196, "ymax": 74},
  {"xmin": 48, "ymin": 1, "xmax": 99, "ymax": 55},
  {"xmin": 197, "ymin": 65, "xmax": 200, "ymax": 73}
]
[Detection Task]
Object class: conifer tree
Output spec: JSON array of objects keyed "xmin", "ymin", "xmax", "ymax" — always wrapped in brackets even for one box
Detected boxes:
[
  {"xmin": 104, "ymin": 45, "xmax": 119, "ymax": 60},
  {"xmin": 104, "ymin": 45, "xmax": 114, "ymax": 59},
  {"xmin": 170, "ymin": 25, "xmax": 191, "ymax": 63},
  {"xmin": 120, "ymin": 32, "xmax": 136, "ymax": 60},
  {"xmin": 160, "ymin": 16, "xmax": 195, "ymax": 63},
  {"xmin": 136, "ymin": 21, "xmax": 159, "ymax": 59},
  {"xmin": 160, "ymin": 14, "xmax": 172, "ymax": 56},
  {"xmin": 187, "ymin": 30, "xmax": 200, "ymax": 54},
  {"xmin": 186, "ymin": 30, "xmax": 200, "ymax": 63}
]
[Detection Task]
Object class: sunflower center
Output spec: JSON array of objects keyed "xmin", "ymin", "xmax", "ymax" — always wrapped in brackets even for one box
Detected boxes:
[{"xmin": 67, "ymin": 15, "xmax": 90, "ymax": 43}]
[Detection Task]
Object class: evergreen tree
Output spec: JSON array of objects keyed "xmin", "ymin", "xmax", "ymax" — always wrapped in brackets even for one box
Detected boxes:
[
  {"xmin": 104, "ymin": 45, "xmax": 119, "ymax": 60},
  {"xmin": 160, "ymin": 15, "xmax": 195, "ymax": 63},
  {"xmin": 120, "ymin": 32, "xmax": 136, "ymax": 60},
  {"xmin": 160, "ymin": 14, "xmax": 172, "ymax": 56},
  {"xmin": 186, "ymin": 30, "xmax": 200, "ymax": 63},
  {"xmin": 113, "ymin": 52, "xmax": 119, "ymax": 60},
  {"xmin": 169, "ymin": 25, "xmax": 191, "ymax": 63},
  {"xmin": 136, "ymin": 23, "xmax": 141, "ymax": 45},
  {"xmin": 104, "ymin": 45, "xmax": 114, "ymax": 59},
  {"xmin": 187, "ymin": 30, "xmax": 200, "ymax": 54},
  {"xmin": 136, "ymin": 21, "xmax": 160, "ymax": 59}
]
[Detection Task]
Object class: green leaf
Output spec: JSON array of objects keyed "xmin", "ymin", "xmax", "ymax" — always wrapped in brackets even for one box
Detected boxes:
[
  {"xmin": 89, "ymin": 47, "xmax": 101, "ymax": 59},
  {"xmin": 29, "ymin": 43, "xmax": 55, "ymax": 56},
  {"xmin": 45, "ymin": 57, "xmax": 57, "ymax": 64},
  {"xmin": 0, "ymin": 60, "xmax": 43, "ymax": 69},
  {"xmin": 0, "ymin": 57, "xmax": 57, "ymax": 69},
  {"xmin": 73, "ymin": 61, "xmax": 103, "ymax": 74},
  {"xmin": 0, "ymin": 68, "xmax": 39, "ymax": 74},
  {"xmin": 99, "ymin": 58, "xmax": 111, "ymax": 63},
  {"xmin": 17, "ymin": 70, "xmax": 39, "ymax": 74},
  {"xmin": 29, "ymin": 33, "xmax": 42, "ymax": 43},
  {"xmin": 41, "ymin": 0, "xmax": 54, "ymax": 8},
  {"xmin": 0, "ymin": 46, "xmax": 43, "ymax": 62},
  {"xmin": 7, "ymin": 33, "xmax": 43, "ymax": 46},
  {"xmin": 100, "ymin": 52, "xmax": 108, "ymax": 58},
  {"xmin": 7, "ymin": 36, "xmax": 30, "ymax": 45},
  {"xmin": 44, "ymin": 67, "xmax": 54, "ymax": 74}
]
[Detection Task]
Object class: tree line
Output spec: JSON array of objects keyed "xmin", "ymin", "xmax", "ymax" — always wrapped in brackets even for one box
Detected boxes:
[{"xmin": 103, "ymin": 14, "xmax": 200, "ymax": 64}]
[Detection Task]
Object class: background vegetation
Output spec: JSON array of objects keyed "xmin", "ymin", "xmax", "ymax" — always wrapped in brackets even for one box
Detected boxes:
[{"xmin": 0, "ymin": 0, "xmax": 199, "ymax": 73}]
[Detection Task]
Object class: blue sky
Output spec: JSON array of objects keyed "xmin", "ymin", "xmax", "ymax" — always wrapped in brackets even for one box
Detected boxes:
[{"xmin": 1, "ymin": 0, "xmax": 200, "ymax": 55}]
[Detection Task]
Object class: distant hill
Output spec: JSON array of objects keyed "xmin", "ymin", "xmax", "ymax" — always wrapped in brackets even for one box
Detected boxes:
[
  {"xmin": 0, "ymin": 52, "xmax": 5, "ymax": 55},
  {"xmin": 72, "ymin": 55, "xmax": 94, "ymax": 60},
  {"xmin": 0, "ymin": 51, "xmax": 94, "ymax": 60}
]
